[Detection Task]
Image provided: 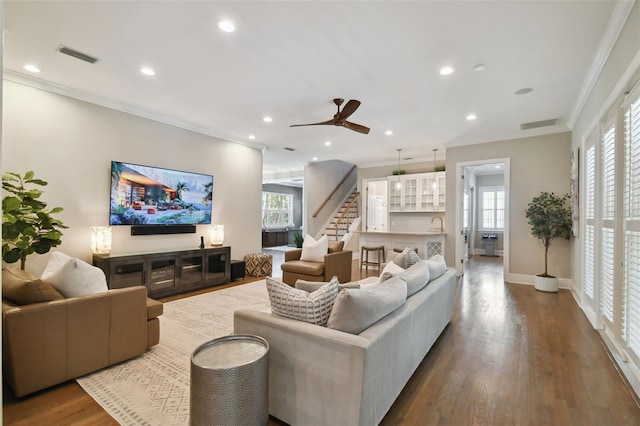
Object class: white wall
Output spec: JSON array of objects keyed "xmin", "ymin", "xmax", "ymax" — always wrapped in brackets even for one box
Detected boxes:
[{"xmin": 2, "ymin": 81, "xmax": 263, "ymax": 276}]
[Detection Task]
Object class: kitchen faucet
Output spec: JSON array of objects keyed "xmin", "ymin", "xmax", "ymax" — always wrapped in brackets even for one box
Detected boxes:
[{"xmin": 431, "ymin": 216, "xmax": 444, "ymax": 233}]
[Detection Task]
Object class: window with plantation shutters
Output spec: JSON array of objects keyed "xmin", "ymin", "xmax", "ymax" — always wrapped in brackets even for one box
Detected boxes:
[
  {"xmin": 584, "ymin": 140, "xmax": 596, "ymax": 301},
  {"xmin": 600, "ymin": 121, "xmax": 616, "ymax": 323},
  {"xmin": 623, "ymin": 88, "xmax": 640, "ymax": 362}
]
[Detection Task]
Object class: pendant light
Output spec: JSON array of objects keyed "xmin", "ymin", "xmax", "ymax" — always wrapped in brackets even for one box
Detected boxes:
[{"xmin": 432, "ymin": 148, "xmax": 438, "ymax": 189}]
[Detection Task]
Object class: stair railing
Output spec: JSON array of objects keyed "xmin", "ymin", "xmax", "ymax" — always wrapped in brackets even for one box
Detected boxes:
[
  {"xmin": 312, "ymin": 165, "xmax": 357, "ymax": 218},
  {"xmin": 333, "ymin": 191, "xmax": 360, "ymax": 240}
]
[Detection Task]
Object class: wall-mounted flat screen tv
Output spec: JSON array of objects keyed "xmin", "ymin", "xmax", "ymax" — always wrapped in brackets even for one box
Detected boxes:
[{"xmin": 109, "ymin": 161, "xmax": 213, "ymax": 226}]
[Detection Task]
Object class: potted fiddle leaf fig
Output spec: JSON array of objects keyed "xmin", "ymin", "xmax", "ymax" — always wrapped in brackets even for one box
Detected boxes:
[
  {"xmin": 294, "ymin": 232, "xmax": 304, "ymax": 248},
  {"xmin": 2, "ymin": 171, "xmax": 68, "ymax": 270},
  {"xmin": 525, "ymin": 191, "xmax": 572, "ymax": 292}
]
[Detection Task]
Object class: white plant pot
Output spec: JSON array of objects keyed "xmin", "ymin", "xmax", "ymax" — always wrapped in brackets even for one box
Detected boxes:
[{"xmin": 534, "ymin": 275, "xmax": 559, "ymax": 292}]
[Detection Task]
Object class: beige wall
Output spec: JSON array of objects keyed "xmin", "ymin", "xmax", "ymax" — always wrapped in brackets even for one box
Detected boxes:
[
  {"xmin": 571, "ymin": 2, "xmax": 640, "ymax": 296},
  {"xmin": 2, "ymin": 81, "xmax": 263, "ymax": 276},
  {"xmin": 445, "ymin": 132, "xmax": 572, "ymax": 278}
]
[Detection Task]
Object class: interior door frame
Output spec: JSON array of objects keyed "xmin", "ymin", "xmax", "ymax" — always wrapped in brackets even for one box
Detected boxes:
[{"xmin": 455, "ymin": 158, "xmax": 510, "ymax": 280}]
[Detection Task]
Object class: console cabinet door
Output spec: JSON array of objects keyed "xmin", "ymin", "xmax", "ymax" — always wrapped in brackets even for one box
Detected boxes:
[
  {"xmin": 146, "ymin": 256, "xmax": 178, "ymax": 297},
  {"xmin": 206, "ymin": 247, "xmax": 230, "ymax": 285},
  {"xmin": 108, "ymin": 259, "xmax": 146, "ymax": 289},
  {"xmin": 178, "ymin": 254, "xmax": 205, "ymax": 291}
]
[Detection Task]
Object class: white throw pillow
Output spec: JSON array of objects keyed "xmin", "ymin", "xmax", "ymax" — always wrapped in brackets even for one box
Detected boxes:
[
  {"xmin": 266, "ymin": 276, "xmax": 338, "ymax": 326},
  {"xmin": 327, "ymin": 276, "xmax": 407, "ymax": 334},
  {"xmin": 378, "ymin": 260, "xmax": 405, "ymax": 283},
  {"xmin": 41, "ymin": 251, "xmax": 108, "ymax": 298},
  {"xmin": 300, "ymin": 234, "xmax": 328, "ymax": 262},
  {"xmin": 426, "ymin": 255, "xmax": 447, "ymax": 281}
]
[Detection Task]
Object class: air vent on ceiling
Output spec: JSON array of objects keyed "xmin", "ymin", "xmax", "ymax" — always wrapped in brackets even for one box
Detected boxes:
[
  {"xmin": 520, "ymin": 118, "xmax": 558, "ymax": 130},
  {"xmin": 58, "ymin": 45, "xmax": 99, "ymax": 64},
  {"xmin": 283, "ymin": 147, "xmax": 295, "ymax": 151}
]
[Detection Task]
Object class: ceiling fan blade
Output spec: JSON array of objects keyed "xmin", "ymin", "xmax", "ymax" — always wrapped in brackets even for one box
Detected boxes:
[
  {"xmin": 342, "ymin": 120, "xmax": 370, "ymax": 134},
  {"xmin": 290, "ymin": 118, "xmax": 338, "ymax": 127},
  {"xmin": 336, "ymin": 99, "xmax": 361, "ymax": 121}
]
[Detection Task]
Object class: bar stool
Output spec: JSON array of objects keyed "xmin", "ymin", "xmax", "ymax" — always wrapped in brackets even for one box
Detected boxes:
[{"xmin": 360, "ymin": 245, "xmax": 385, "ymax": 274}]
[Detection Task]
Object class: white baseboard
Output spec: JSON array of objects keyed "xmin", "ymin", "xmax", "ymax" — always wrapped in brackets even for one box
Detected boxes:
[
  {"xmin": 505, "ymin": 273, "xmax": 573, "ymax": 289},
  {"xmin": 473, "ymin": 249, "xmax": 504, "ymax": 256}
]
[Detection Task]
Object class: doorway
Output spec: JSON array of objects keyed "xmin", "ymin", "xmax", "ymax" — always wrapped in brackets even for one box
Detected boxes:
[
  {"xmin": 455, "ymin": 159, "xmax": 510, "ymax": 280},
  {"xmin": 362, "ymin": 179, "xmax": 388, "ymax": 232}
]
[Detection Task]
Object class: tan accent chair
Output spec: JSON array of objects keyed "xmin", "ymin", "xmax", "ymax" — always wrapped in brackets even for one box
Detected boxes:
[
  {"xmin": 2, "ymin": 285, "xmax": 162, "ymax": 397},
  {"xmin": 280, "ymin": 240, "xmax": 352, "ymax": 286}
]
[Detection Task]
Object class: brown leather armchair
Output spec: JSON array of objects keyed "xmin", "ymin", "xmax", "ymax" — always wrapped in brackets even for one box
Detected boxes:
[
  {"xmin": 280, "ymin": 240, "xmax": 352, "ymax": 286},
  {"xmin": 3, "ymin": 285, "xmax": 162, "ymax": 397}
]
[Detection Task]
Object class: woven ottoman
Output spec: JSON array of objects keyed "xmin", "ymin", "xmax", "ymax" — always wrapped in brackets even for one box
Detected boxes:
[{"xmin": 245, "ymin": 253, "xmax": 273, "ymax": 277}]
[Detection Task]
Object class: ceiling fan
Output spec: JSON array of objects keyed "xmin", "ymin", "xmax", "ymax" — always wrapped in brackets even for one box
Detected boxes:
[{"xmin": 290, "ymin": 98, "xmax": 370, "ymax": 134}]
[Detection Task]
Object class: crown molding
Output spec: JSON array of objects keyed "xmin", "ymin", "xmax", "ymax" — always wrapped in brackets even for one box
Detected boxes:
[
  {"xmin": 567, "ymin": 0, "xmax": 636, "ymax": 129},
  {"xmin": 3, "ymin": 69, "xmax": 265, "ymax": 152}
]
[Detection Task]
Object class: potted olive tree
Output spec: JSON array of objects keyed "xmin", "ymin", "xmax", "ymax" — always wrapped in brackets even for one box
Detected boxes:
[
  {"xmin": 2, "ymin": 171, "xmax": 67, "ymax": 270},
  {"xmin": 525, "ymin": 192, "xmax": 572, "ymax": 292}
]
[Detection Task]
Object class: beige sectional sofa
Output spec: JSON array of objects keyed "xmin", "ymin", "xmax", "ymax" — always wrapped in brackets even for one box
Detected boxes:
[{"xmin": 234, "ymin": 263, "xmax": 457, "ymax": 425}]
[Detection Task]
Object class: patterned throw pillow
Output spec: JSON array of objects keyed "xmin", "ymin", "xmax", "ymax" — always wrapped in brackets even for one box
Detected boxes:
[
  {"xmin": 266, "ymin": 276, "xmax": 339, "ymax": 326},
  {"xmin": 401, "ymin": 247, "xmax": 420, "ymax": 268}
]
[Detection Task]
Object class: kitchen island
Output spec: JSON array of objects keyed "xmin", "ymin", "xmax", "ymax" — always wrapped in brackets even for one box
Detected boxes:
[{"xmin": 357, "ymin": 230, "xmax": 446, "ymax": 260}]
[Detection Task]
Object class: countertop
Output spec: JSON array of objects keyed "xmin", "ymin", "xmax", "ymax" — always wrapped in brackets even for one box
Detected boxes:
[{"xmin": 356, "ymin": 230, "xmax": 446, "ymax": 236}]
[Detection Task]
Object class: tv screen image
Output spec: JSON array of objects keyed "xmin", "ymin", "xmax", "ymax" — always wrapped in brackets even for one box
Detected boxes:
[{"xmin": 109, "ymin": 161, "xmax": 213, "ymax": 226}]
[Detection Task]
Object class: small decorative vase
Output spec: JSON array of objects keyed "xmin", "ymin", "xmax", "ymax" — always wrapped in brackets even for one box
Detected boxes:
[{"xmin": 534, "ymin": 275, "xmax": 559, "ymax": 292}]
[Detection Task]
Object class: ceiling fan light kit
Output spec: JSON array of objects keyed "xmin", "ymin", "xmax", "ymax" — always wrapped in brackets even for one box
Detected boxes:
[{"xmin": 290, "ymin": 98, "xmax": 371, "ymax": 134}]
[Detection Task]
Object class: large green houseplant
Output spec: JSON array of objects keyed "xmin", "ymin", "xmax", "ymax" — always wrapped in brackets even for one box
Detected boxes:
[
  {"xmin": 525, "ymin": 191, "xmax": 572, "ymax": 292},
  {"xmin": 2, "ymin": 171, "xmax": 67, "ymax": 270}
]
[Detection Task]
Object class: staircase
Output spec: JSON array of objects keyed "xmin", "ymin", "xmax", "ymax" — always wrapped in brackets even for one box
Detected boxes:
[{"xmin": 325, "ymin": 189, "xmax": 359, "ymax": 241}]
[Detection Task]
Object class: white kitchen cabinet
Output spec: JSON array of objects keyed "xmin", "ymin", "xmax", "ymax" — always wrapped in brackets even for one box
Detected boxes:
[
  {"xmin": 389, "ymin": 172, "xmax": 445, "ymax": 212},
  {"xmin": 419, "ymin": 171, "xmax": 446, "ymax": 212}
]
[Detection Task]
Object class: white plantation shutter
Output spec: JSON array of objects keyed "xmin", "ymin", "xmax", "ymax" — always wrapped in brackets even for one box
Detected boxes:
[
  {"xmin": 625, "ymin": 232, "xmax": 640, "ymax": 355},
  {"xmin": 601, "ymin": 228, "xmax": 615, "ymax": 322},
  {"xmin": 584, "ymin": 139, "xmax": 596, "ymax": 301},
  {"xmin": 623, "ymin": 88, "xmax": 640, "ymax": 360},
  {"xmin": 600, "ymin": 121, "xmax": 616, "ymax": 324}
]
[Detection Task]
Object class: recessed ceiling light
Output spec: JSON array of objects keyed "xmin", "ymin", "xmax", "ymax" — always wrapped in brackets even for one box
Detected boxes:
[
  {"xmin": 248, "ymin": 134, "xmax": 256, "ymax": 140},
  {"xmin": 385, "ymin": 130, "xmax": 393, "ymax": 135},
  {"xmin": 23, "ymin": 64, "xmax": 41, "ymax": 73},
  {"xmin": 515, "ymin": 88, "xmax": 533, "ymax": 95},
  {"xmin": 218, "ymin": 20, "xmax": 235, "ymax": 33},
  {"xmin": 263, "ymin": 116, "xmax": 272, "ymax": 123},
  {"xmin": 312, "ymin": 156, "xmax": 318, "ymax": 161},
  {"xmin": 495, "ymin": 165, "xmax": 502, "ymax": 169},
  {"xmin": 466, "ymin": 114, "xmax": 477, "ymax": 121},
  {"xmin": 439, "ymin": 66, "xmax": 454, "ymax": 75},
  {"xmin": 140, "ymin": 67, "xmax": 155, "ymax": 76},
  {"xmin": 324, "ymin": 141, "xmax": 332, "ymax": 146},
  {"xmin": 473, "ymin": 64, "xmax": 486, "ymax": 72}
]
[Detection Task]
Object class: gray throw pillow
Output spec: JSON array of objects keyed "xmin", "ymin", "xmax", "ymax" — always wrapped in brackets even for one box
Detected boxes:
[
  {"xmin": 327, "ymin": 276, "xmax": 407, "ymax": 334},
  {"xmin": 295, "ymin": 279, "xmax": 360, "ymax": 293},
  {"xmin": 266, "ymin": 276, "xmax": 339, "ymax": 326},
  {"xmin": 394, "ymin": 260, "xmax": 431, "ymax": 296},
  {"xmin": 401, "ymin": 247, "xmax": 420, "ymax": 268}
]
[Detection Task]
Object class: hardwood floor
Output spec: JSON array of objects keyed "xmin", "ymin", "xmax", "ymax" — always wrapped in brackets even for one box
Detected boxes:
[{"xmin": 4, "ymin": 256, "xmax": 640, "ymax": 425}]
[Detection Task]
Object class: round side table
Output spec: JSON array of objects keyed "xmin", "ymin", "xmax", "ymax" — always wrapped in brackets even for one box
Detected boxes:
[{"xmin": 190, "ymin": 334, "xmax": 269, "ymax": 426}]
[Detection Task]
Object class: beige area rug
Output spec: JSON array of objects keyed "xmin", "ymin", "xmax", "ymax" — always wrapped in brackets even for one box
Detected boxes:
[{"xmin": 76, "ymin": 280, "xmax": 271, "ymax": 425}]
